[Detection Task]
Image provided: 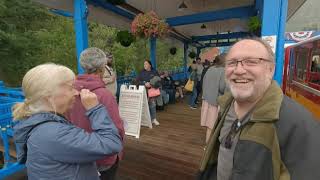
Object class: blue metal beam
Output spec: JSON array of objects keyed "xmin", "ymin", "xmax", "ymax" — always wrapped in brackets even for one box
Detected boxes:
[
  {"xmin": 50, "ymin": 9, "xmax": 73, "ymax": 18},
  {"xmin": 199, "ymin": 41, "xmax": 235, "ymax": 49},
  {"xmin": 192, "ymin": 32, "xmax": 250, "ymax": 42},
  {"xmin": 275, "ymin": 0, "xmax": 288, "ymax": 85},
  {"xmin": 150, "ymin": 37, "xmax": 157, "ymax": 70},
  {"xmin": 74, "ymin": 0, "xmax": 88, "ymax": 74},
  {"xmin": 166, "ymin": 6, "xmax": 256, "ymax": 26},
  {"xmin": 88, "ymin": 0, "xmax": 135, "ymax": 20},
  {"xmin": 255, "ymin": 0, "xmax": 263, "ymax": 19},
  {"xmin": 261, "ymin": 0, "xmax": 288, "ymax": 85},
  {"xmin": 196, "ymin": 47, "xmax": 201, "ymax": 58},
  {"xmin": 183, "ymin": 43, "xmax": 188, "ymax": 78}
]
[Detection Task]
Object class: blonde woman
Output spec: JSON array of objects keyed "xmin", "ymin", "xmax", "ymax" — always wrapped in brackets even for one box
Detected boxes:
[{"xmin": 13, "ymin": 63, "xmax": 122, "ymax": 180}]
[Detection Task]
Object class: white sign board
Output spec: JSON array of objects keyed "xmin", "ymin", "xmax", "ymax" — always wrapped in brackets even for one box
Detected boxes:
[
  {"xmin": 118, "ymin": 85, "xmax": 152, "ymax": 138},
  {"xmin": 262, "ymin": 35, "xmax": 277, "ymax": 53}
]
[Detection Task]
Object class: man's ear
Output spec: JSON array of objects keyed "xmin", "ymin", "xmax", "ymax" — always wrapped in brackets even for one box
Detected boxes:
[{"xmin": 269, "ymin": 63, "xmax": 276, "ymax": 78}]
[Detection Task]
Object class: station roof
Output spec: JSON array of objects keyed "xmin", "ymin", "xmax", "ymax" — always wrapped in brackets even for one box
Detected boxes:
[{"xmin": 34, "ymin": 0, "xmax": 307, "ymax": 44}]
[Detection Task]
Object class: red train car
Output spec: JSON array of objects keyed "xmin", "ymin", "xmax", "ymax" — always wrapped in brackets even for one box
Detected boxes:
[{"xmin": 283, "ymin": 36, "xmax": 320, "ymax": 119}]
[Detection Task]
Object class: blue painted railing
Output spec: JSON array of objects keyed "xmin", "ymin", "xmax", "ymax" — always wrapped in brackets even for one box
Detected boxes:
[{"xmin": 0, "ymin": 82, "xmax": 25, "ymax": 179}]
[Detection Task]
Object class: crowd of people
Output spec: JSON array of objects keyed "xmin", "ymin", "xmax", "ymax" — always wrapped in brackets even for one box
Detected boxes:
[{"xmin": 11, "ymin": 37, "xmax": 320, "ymax": 180}]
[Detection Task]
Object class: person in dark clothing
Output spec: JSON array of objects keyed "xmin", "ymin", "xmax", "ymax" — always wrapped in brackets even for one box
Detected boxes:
[
  {"xmin": 136, "ymin": 60, "xmax": 160, "ymax": 125},
  {"xmin": 195, "ymin": 57, "xmax": 203, "ymax": 104},
  {"xmin": 160, "ymin": 71, "xmax": 176, "ymax": 103}
]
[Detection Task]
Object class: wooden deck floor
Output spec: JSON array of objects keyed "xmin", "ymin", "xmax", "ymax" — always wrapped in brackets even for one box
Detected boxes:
[
  {"xmin": 6, "ymin": 100, "xmax": 206, "ymax": 180},
  {"xmin": 117, "ymin": 101, "xmax": 205, "ymax": 180}
]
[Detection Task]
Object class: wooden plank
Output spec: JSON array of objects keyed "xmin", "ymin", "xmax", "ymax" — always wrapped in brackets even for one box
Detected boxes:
[{"xmin": 117, "ymin": 101, "xmax": 206, "ymax": 179}]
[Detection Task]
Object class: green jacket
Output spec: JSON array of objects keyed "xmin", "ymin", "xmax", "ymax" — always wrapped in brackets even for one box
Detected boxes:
[{"xmin": 198, "ymin": 81, "xmax": 320, "ymax": 180}]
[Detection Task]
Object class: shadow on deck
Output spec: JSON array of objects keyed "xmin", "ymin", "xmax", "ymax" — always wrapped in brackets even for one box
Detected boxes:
[{"xmin": 6, "ymin": 100, "xmax": 206, "ymax": 180}]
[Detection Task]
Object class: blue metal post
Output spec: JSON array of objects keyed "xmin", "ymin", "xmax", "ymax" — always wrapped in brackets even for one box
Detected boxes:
[
  {"xmin": 150, "ymin": 37, "xmax": 157, "ymax": 70},
  {"xmin": 74, "ymin": 0, "xmax": 88, "ymax": 74},
  {"xmin": 261, "ymin": 0, "xmax": 288, "ymax": 85},
  {"xmin": 183, "ymin": 43, "xmax": 188, "ymax": 78},
  {"xmin": 196, "ymin": 47, "xmax": 201, "ymax": 58}
]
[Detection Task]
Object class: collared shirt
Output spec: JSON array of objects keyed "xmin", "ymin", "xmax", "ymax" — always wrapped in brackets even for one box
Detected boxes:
[{"xmin": 217, "ymin": 102, "xmax": 252, "ymax": 180}]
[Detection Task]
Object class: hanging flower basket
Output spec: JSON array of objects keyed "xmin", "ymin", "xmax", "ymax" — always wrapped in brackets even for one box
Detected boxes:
[
  {"xmin": 105, "ymin": 0, "xmax": 125, "ymax": 5},
  {"xmin": 116, "ymin": 30, "xmax": 135, "ymax": 47},
  {"xmin": 131, "ymin": 11, "xmax": 169, "ymax": 38},
  {"xmin": 188, "ymin": 51, "xmax": 196, "ymax": 59},
  {"xmin": 170, "ymin": 47, "xmax": 177, "ymax": 55}
]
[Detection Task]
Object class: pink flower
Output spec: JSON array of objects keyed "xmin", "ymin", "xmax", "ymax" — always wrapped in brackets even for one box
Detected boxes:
[{"xmin": 131, "ymin": 11, "xmax": 169, "ymax": 38}]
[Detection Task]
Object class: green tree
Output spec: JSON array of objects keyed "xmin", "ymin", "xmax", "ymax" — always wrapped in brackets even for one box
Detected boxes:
[
  {"xmin": 0, "ymin": 0, "xmax": 76, "ymax": 86},
  {"xmin": 0, "ymin": 0, "xmax": 186, "ymax": 86}
]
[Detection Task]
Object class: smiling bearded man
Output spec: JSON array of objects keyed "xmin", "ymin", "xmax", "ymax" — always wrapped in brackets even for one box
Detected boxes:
[{"xmin": 197, "ymin": 38, "xmax": 320, "ymax": 180}]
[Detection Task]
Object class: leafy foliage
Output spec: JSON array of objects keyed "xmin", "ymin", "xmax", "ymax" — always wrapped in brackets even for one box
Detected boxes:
[
  {"xmin": 170, "ymin": 47, "xmax": 177, "ymax": 55},
  {"xmin": 248, "ymin": 16, "xmax": 261, "ymax": 32},
  {"xmin": 0, "ymin": 0, "xmax": 184, "ymax": 86},
  {"xmin": 188, "ymin": 51, "xmax": 196, "ymax": 59},
  {"xmin": 116, "ymin": 30, "xmax": 135, "ymax": 47},
  {"xmin": 0, "ymin": 0, "xmax": 76, "ymax": 86}
]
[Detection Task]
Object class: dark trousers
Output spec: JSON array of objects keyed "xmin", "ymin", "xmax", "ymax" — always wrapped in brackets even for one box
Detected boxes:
[
  {"xmin": 195, "ymin": 81, "xmax": 202, "ymax": 103},
  {"xmin": 99, "ymin": 160, "xmax": 119, "ymax": 180}
]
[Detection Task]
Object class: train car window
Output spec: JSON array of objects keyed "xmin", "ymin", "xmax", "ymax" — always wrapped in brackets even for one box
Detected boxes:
[
  {"xmin": 295, "ymin": 48, "xmax": 308, "ymax": 81},
  {"xmin": 310, "ymin": 55, "xmax": 320, "ymax": 85}
]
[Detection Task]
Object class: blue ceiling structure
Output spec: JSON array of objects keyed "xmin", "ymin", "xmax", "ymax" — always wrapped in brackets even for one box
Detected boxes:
[
  {"xmin": 166, "ymin": 5, "xmax": 256, "ymax": 27},
  {"xmin": 45, "ymin": 0, "xmax": 290, "ymax": 84}
]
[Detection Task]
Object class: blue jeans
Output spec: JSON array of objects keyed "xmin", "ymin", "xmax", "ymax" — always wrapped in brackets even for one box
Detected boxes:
[
  {"xmin": 149, "ymin": 98, "xmax": 156, "ymax": 120},
  {"xmin": 189, "ymin": 86, "xmax": 197, "ymax": 107}
]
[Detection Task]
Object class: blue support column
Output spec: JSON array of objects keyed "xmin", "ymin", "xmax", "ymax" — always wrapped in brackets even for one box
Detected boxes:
[
  {"xmin": 183, "ymin": 43, "xmax": 188, "ymax": 78},
  {"xmin": 196, "ymin": 47, "xmax": 201, "ymax": 58},
  {"xmin": 74, "ymin": 0, "xmax": 88, "ymax": 74},
  {"xmin": 150, "ymin": 37, "xmax": 157, "ymax": 70},
  {"xmin": 261, "ymin": 0, "xmax": 288, "ymax": 85}
]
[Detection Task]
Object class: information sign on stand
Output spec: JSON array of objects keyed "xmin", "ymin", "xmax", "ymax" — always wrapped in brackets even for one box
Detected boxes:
[{"xmin": 118, "ymin": 85, "xmax": 152, "ymax": 138}]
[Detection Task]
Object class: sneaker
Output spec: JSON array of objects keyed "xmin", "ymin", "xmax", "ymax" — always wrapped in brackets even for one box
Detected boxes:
[
  {"xmin": 152, "ymin": 119, "xmax": 160, "ymax": 125},
  {"xmin": 190, "ymin": 106, "xmax": 197, "ymax": 110}
]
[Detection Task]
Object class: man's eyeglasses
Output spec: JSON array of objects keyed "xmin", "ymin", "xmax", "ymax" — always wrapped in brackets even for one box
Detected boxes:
[{"xmin": 225, "ymin": 58, "xmax": 273, "ymax": 68}]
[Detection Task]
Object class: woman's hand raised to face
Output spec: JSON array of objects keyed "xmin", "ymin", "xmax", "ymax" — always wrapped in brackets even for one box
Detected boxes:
[{"xmin": 80, "ymin": 89, "xmax": 99, "ymax": 110}]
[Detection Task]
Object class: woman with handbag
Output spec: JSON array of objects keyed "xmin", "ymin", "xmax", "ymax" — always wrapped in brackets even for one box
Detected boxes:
[{"xmin": 136, "ymin": 60, "xmax": 160, "ymax": 126}]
